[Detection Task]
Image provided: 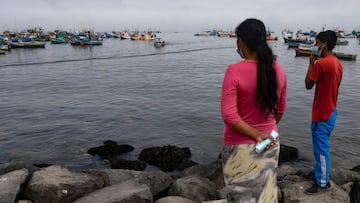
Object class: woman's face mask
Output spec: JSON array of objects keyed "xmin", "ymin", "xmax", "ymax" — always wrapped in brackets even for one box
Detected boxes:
[
  {"xmin": 236, "ymin": 38, "xmax": 245, "ymax": 59},
  {"xmin": 236, "ymin": 49, "xmax": 245, "ymax": 58}
]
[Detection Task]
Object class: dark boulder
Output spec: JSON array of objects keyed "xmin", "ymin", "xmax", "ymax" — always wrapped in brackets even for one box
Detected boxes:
[
  {"xmin": 351, "ymin": 165, "xmax": 360, "ymax": 174},
  {"xmin": 33, "ymin": 163, "xmax": 53, "ymax": 168},
  {"xmin": 350, "ymin": 180, "xmax": 360, "ymax": 203},
  {"xmin": 279, "ymin": 144, "xmax": 299, "ymax": 164},
  {"xmin": 88, "ymin": 140, "xmax": 134, "ymax": 160},
  {"xmin": 110, "ymin": 158, "xmax": 147, "ymax": 171},
  {"xmin": 138, "ymin": 145, "xmax": 198, "ymax": 172}
]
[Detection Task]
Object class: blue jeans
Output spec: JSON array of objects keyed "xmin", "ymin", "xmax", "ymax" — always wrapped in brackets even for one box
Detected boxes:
[{"xmin": 311, "ymin": 109, "xmax": 337, "ymax": 187}]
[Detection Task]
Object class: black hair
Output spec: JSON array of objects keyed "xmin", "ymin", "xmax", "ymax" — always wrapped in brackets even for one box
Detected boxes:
[
  {"xmin": 235, "ymin": 18, "xmax": 277, "ymax": 116},
  {"xmin": 316, "ymin": 30, "xmax": 337, "ymax": 50}
]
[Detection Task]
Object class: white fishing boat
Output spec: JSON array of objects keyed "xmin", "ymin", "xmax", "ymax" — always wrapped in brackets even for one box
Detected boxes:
[{"xmin": 154, "ymin": 38, "xmax": 165, "ymax": 48}]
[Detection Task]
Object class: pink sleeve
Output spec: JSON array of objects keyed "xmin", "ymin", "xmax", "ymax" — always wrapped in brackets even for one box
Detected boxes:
[
  {"xmin": 276, "ymin": 63, "xmax": 287, "ymax": 113},
  {"xmin": 221, "ymin": 66, "xmax": 241, "ymax": 125}
]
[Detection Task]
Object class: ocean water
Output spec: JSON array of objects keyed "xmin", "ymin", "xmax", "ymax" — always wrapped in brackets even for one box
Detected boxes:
[{"xmin": 0, "ymin": 33, "xmax": 359, "ymax": 170}]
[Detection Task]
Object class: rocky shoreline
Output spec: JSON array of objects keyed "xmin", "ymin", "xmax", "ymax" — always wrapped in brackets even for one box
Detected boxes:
[{"xmin": 0, "ymin": 143, "xmax": 359, "ymax": 203}]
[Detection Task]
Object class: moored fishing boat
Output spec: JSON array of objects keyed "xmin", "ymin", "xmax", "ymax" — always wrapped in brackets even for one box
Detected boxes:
[
  {"xmin": 266, "ymin": 28, "xmax": 277, "ymax": 41},
  {"xmin": 79, "ymin": 39, "xmax": 103, "ymax": 46},
  {"xmin": 336, "ymin": 39, "xmax": 349, "ymax": 45},
  {"xmin": 288, "ymin": 38, "xmax": 306, "ymax": 48},
  {"xmin": 9, "ymin": 38, "xmax": 45, "ymax": 48},
  {"xmin": 120, "ymin": 32, "xmax": 131, "ymax": 39},
  {"xmin": 23, "ymin": 41, "xmax": 46, "ymax": 48},
  {"xmin": 9, "ymin": 42, "xmax": 24, "ymax": 48},
  {"xmin": 0, "ymin": 43, "xmax": 11, "ymax": 51},
  {"xmin": 131, "ymin": 32, "xmax": 140, "ymax": 40},
  {"xmin": 334, "ymin": 52, "xmax": 357, "ymax": 61},
  {"xmin": 154, "ymin": 38, "xmax": 165, "ymax": 48},
  {"xmin": 137, "ymin": 32, "xmax": 154, "ymax": 41},
  {"xmin": 266, "ymin": 36, "xmax": 278, "ymax": 41},
  {"xmin": 298, "ymin": 43, "xmax": 313, "ymax": 49},
  {"xmin": 194, "ymin": 31, "xmax": 210, "ymax": 36},
  {"xmin": 294, "ymin": 47, "xmax": 312, "ymax": 56},
  {"xmin": 282, "ymin": 29, "xmax": 293, "ymax": 43},
  {"xmin": 288, "ymin": 38, "xmax": 313, "ymax": 48},
  {"xmin": 9, "ymin": 39, "xmax": 24, "ymax": 48},
  {"xmin": 50, "ymin": 37, "xmax": 68, "ymax": 44},
  {"xmin": 70, "ymin": 39, "xmax": 80, "ymax": 45},
  {"xmin": 103, "ymin": 32, "xmax": 114, "ymax": 38},
  {"xmin": 70, "ymin": 36, "xmax": 102, "ymax": 46},
  {"xmin": 295, "ymin": 48, "xmax": 356, "ymax": 61},
  {"xmin": 228, "ymin": 32, "xmax": 236, "ymax": 38}
]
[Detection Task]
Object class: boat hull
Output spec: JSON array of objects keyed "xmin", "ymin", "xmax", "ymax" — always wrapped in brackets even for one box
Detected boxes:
[
  {"xmin": 23, "ymin": 42, "xmax": 46, "ymax": 48},
  {"xmin": 79, "ymin": 41, "xmax": 103, "ymax": 46},
  {"xmin": 51, "ymin": 39, "xmax": 68, "ymax": 44},
  {"xmin": 295, "ymin": 48, "xmax": 357, "ymax": 61}
]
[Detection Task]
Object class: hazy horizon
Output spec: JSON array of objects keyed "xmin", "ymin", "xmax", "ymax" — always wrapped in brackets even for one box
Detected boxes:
[{"xmin": 1, "ymin": 0, "xmax": 360, "ymax": 34}]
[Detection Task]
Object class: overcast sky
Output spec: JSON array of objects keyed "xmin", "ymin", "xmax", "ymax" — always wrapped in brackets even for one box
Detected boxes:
[{"xmin": 1, "ymin": 0, "xmax": 359, "ymax": 34}]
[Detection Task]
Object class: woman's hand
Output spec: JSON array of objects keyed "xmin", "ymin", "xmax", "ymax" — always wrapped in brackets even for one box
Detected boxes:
[
  {"xmin": 255, "ymin": 132, "xmax": 278, "ymax": 149},
  {"xmin": 231, "ymin": 120, "xmax": 278, "ymax": 150}
]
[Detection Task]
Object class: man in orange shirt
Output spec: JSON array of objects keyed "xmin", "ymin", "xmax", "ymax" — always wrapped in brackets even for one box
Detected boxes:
[{"xmin": 305, "ymin": 30, "xmax": 343, "ymax": 194}]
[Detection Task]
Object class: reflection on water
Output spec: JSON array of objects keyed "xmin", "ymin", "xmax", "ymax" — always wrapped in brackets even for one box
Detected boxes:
[{"xmin": 0, "ymin": 33, "xmax": 359, "ymax": 169}]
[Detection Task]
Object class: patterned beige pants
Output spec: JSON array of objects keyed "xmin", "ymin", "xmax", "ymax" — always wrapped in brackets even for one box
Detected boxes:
[{"xmin": 221, "ymin": 143, "xmax": 279, "ymax": 203}]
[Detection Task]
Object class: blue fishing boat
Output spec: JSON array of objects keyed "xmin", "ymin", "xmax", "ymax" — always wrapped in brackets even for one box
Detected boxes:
[
  {"xmin": 287, "ymin": 38, "xmax": 305, "ymax": 48},
  {"xmin": 79, "ymin": 39, "xmax": 103, "ymax": 46},
  {"xmin": 50, "ymin": 37, "xmax": 68, "ymax": 44},
  {"xmin": 103, "ymin": 32, "xmax": 114, "ymax": 38},
  {"xmin": 9, "ymin": 38, "xmax": 45, "ymax": 48},
  {"xmin": 70, "ymin": 36, "xmax": 102, "ymax": 46}
]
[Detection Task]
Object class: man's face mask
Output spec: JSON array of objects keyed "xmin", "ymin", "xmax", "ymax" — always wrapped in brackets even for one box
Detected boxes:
[{"xmin": 311, "ymin": 43, "xmax": 325, "ymax": 57}]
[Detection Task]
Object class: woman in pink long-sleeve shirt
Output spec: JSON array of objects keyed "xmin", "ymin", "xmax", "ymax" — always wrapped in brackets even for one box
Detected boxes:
[{"xmin": 221, "ymin": 19, "xmax": 287, "ymax": 203}]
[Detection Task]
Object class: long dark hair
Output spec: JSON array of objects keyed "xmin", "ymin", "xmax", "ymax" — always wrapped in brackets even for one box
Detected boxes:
[{"xmin": 235, "ymin": 18, "xmax": 277, "ymax": 116}]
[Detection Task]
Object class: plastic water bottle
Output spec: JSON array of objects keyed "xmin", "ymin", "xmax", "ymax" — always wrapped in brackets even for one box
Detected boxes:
[{"xmin": 255, "ymin": 130, "xmax": 279, "ymax": 153}]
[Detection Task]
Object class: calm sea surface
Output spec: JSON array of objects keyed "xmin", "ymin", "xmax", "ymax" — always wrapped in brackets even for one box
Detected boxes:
[{"xmin": 0, "ymin": 33, "xmax": 359, "ymax": 170}]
